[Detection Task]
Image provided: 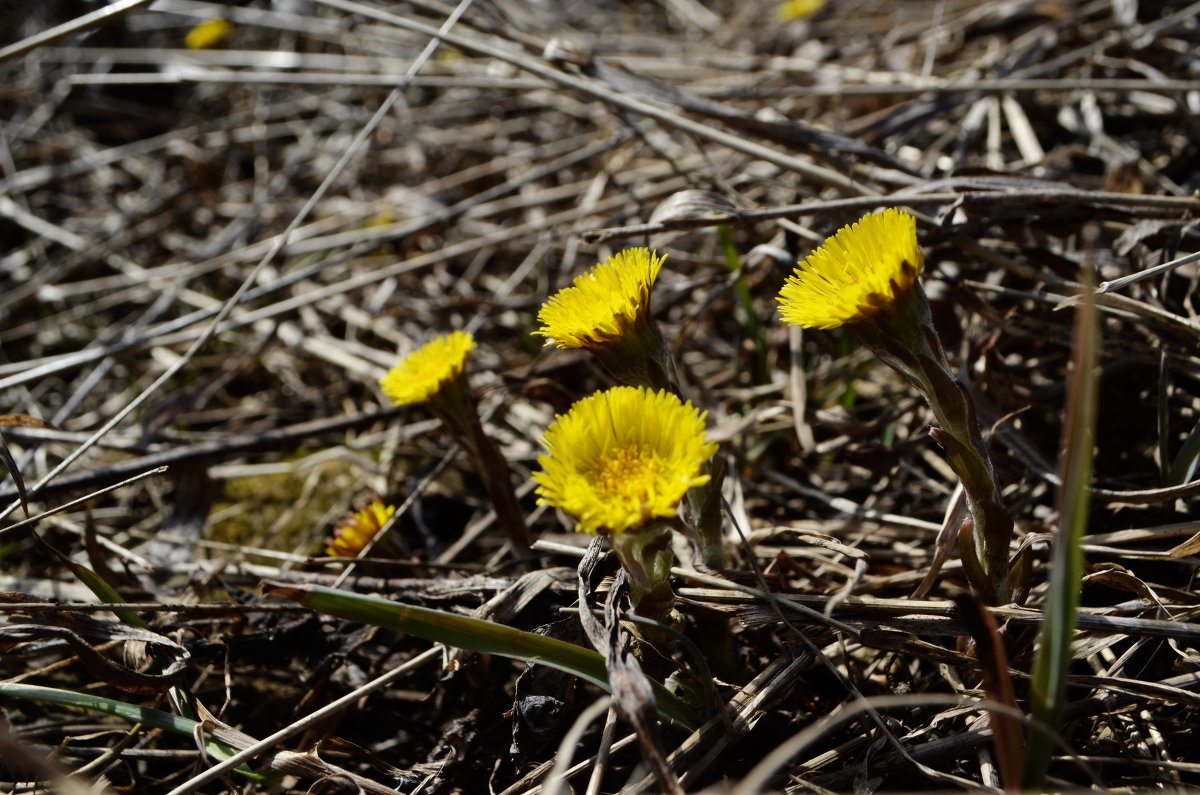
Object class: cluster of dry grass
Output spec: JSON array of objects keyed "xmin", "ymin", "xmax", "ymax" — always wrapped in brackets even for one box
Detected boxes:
[{"xmin": 2, "ymin": 0, "xmax": 1200, "ymax": 792}]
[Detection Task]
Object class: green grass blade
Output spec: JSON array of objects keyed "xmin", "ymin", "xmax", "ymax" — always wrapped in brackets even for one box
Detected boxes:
[
  {"xmin": 0, "ymin": 682, "xmax": 266, "ymax": 781},
  {"xmin": 1157, "ymin": 349, "xmax": 1171, "ymax": 482},
  {"xmin": 1023, "ymin": 245, "xmax": 1100, "ymax": 789},
  {"xmin": 717, "ymin": 224, "xmax": 767, "ymax": 382},
  {"xmin": 34, "ymin": 531, "xmax": 149, "ymax": 629},
  {"xmin": 1167, "ymin": 417, "xmax": 1200, "ymax": 486},
  {"xmin": 58, "ymin": 555, "xmax": 150, "ymax": 630},
  {"xmin": 262, "ymin": 581, "xmax": 699, "ymax": 731}
]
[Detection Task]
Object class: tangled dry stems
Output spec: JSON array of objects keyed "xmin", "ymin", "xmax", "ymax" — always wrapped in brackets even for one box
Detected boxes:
[{"xmin": 2, "ymin": 1, "xmax": 1200, "ymax": 792}]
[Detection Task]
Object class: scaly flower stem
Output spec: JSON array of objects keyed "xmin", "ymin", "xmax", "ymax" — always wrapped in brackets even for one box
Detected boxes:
[
  {"xmin": 589, "ymin": 317, "xmax": 677, "ymax": 395},
  {"xmin": 610, "ymin": 521, "xmax": 676, "ymax": 620},
  {"xmin": 684, "ymin": 457, "xmax": 726, "ymax": 569},
  {"xmin": 853, "ymin": 289, "xmax": 1015, "ymax": 605},
  {"xmin": 429, "ymin": 378, "xmax": 530, "ymax": 557}
]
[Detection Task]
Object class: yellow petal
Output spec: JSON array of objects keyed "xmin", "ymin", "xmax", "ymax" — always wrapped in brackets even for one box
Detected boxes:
[
  {"xmin": 777, "ymin": 208, "xmax": 923, "ymax": 330},
  {"xmin": 534, "ymin": 386, "xmax": 717, "ymax": 536},
  {"xmin": 379, "ymin": 331, "xmax": 476, "ymax": 406}
]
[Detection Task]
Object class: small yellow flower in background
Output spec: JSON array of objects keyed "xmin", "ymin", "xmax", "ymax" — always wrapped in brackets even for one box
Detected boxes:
[
  {"xmin": 777, "ymin": 0, "xmax": 826, "ymax": 22},
  {"xmin": 436, "ymin": 48, "xmax": 464, "ymax": 67},
  {"xmin": 778, "ymin": 208, "xmax": 924, "ymax": 330},
  {"xmin": 536, "ymin": 248, "xmax": 665, "ymax": 350},
  {"xmin": 380, "ymin": 331, "xmax": 476, "ymax": 406},
  {"xmin": 534, "ymin": 386, "xmax": 718, "ymax": 536},
  {"xmin": 327, "ymin": 499, "xmax": 395, "ymax": 558},
  {"xmin": 185, "ymin": 18, "xmax": 234, "ymax": 50},
  {"xmin": 378, "ymin": 329, "xmax": 530, "ymax": 554}
]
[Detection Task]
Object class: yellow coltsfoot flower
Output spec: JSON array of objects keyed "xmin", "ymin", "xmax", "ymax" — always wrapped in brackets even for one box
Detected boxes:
[
  {"xmin": 378, "ymin": 329, "xmax": 530, "ymax": 555},
  {"xmin": 537, "ymin": 247, "xmax": 727, "ymax": 566},
  {"xmin": 534, "ymin": 386, "xmax": 717, "ymax": 537},
  {"xmin": 379, "ymin": 330, "xmax": 476, "ymax": 407},
  {"xmin": 778, "ymin": 208, "xmax": 923, "ymax": 330},
  {"xmin": 185, "ymin": 18, "xmax": 234, "ymax": 50},
  {"xmin": 327, "ymin": 499, "xmax": 395, "ymax": 558},
  {"xmin": 776, "ymin": 207, "xmax": 1018, "ymax": 605},
  {"xmin": 535, "ymin": 248, "xmax": 678, "ymax": 390},
  {"xmin": 777, "ymin": 0, "xmax": 826, "ymax": 22},
  {"xmin": 536, "ymin": 248, "xmax": 665, "ymax": 350},
  {"xmin": 535, "ymin": 385, "xmax": 718, "ymax": 617}
]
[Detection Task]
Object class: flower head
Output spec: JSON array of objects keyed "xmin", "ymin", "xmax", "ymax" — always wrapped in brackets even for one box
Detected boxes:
[
  {"xmin": 535, "ymin": 248, "xmax": 665, "ymax": 350},
  {"xmin": 326, "ymin": 499, "xmax": 396, "ymax": 557},
  {"xmin": 534, "ymin": 386, "xmax": 718, "ymax": 536},
  {"xmin": 380, "ymin": 331, "xmax": 476, "ymax": 406},
  {"xmin": 777, "ymin": 0, "xmax": 826, "ymax": 21},
  {"xmin": 778, "ymin": 208, "xmax": 924, "ymax": 330},
  {"xmin": 185, "ymin": 18, "xmax": 234, "ymax": 49}
]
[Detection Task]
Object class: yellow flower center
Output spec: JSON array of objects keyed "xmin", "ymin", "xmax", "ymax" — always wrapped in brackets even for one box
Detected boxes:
[{"xmin": 595, "ymin": 445, "xmax": 663, "ymax": 505}]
